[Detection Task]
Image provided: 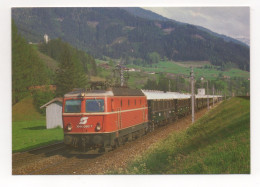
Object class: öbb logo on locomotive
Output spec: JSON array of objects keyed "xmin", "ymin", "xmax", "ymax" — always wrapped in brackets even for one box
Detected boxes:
[{"xmin": 79, "ymin": 117, "xmax": 88, "ymax": 125}]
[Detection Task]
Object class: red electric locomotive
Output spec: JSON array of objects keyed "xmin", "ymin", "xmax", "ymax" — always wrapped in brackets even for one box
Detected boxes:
[{"xmin": 62, "ymin": 87, "xmax": 148, "ymax": 153}]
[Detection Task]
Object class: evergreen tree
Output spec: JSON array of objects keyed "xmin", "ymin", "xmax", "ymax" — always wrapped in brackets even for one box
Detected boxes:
[
  {"xmin": 55, "ymin": 43, "xmax": 88, "ymax": 96},
  {"xmin": 146, "ymin": 52, "xmax": 160, "ymax": 64},
  {"xmin": 143, "ymin": 79, "xmax": 157, "ymax": 90},
  {"xmin": 157, "ymin": 74, "xmax": 169, "ymax": 92}
]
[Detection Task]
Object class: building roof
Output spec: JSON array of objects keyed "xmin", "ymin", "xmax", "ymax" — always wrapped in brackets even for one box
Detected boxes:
[{"xmin": 40, "ymin": 97, "xmax": 63, "ymax": 109}]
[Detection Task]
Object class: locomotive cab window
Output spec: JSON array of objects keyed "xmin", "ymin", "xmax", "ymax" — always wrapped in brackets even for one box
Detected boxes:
[
  {"xmin": 85, "ymin": 99, "xmax": 104, "ymax": 112},
  {"xmin": 65, "ymin": 100, "xmax": 81, "ymax": 113}
]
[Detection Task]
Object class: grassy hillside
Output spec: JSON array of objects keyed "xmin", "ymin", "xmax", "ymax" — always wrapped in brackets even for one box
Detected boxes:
[
  {"xmin": 12, "ymin": 96, "xmax": 44, "ymax": 121},
  {"xmin": 12, "ymin": 96, "xmax": 63, "ymax": 152},
  {"xmin": 128, "ymin": 60, "xmax": 250, "ymax": 80},
  {"xmin": 114, "ymin": 97, "xmax": 250, "ymax": 174},
  {"xmin": 36, "ymin": 50, "xmax": 59, "ymax": 71}
]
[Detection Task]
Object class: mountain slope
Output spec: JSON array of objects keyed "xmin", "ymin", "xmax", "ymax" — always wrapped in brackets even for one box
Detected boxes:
[
  {"xmin": 12, "ymin": 7, "xmax": 250, "ymax": 71},
  {"xmin": 123, "ymin": 7, "xmax": 248, "ymax": 47},
  {"xmin": 122, "ymin": 7, "xmax": 172, "ymax": 22}
]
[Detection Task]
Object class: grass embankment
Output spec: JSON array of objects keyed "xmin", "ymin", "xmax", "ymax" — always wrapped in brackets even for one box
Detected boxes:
[
  {"xmin": 116, "ymin": 97, "xmax": 250, "ymax": 174},
  {"xmin": 12, "ymin": 96, "xmax": 63, "ymax": 152}
]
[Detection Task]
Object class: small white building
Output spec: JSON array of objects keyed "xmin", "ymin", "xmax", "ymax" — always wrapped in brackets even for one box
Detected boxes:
[
  {"xmin": 40, "ymin": 98, "xmax": 63, "ymax": 129},
  {"xmin": 197, "ymin": 88, "xmax": 206, "ymax": 96}
]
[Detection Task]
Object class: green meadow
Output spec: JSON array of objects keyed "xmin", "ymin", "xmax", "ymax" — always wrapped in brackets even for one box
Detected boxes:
[
  {"xmin": 12, "ymin": 96, "xmax": 63, "ymax": 152},
  {"xmin": 128, "ymin": 60, "xmax": 249, "ymax": 80}
]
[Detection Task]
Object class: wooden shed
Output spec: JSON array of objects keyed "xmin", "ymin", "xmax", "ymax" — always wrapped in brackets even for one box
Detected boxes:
[{"xmin": 40, "ymin": 98, "xmax": 63, "ymax": 129}]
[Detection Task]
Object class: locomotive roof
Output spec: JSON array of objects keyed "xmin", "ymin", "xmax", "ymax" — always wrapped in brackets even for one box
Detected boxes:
[
  {"xmin": 111, "ymin": 87, "xmax": 145, "ymax": 96},
  {"xmin": 64, "ymin": 87, "xmax": 145, "ymax": 97}
]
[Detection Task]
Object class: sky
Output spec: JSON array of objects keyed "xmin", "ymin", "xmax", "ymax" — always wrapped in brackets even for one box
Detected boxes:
[{"xmin": 143, "ymin": 7, "xmax": 250, "ymax": 44}]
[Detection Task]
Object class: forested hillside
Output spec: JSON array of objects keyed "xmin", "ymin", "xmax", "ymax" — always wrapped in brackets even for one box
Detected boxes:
[
  {"xmin": 12, "ymin": 21, "xmax": 50, "ymax": 104},
  {"xmin": 12, "ymin": 21, "xmax": 98, "ymax": 105},
  {"xmin": 12, "ymin": 8, "xmax": 250, "ymax": 71},
  {"xmin": 38, "ymin": 39, "xmax": 96, "ymax": 96}
]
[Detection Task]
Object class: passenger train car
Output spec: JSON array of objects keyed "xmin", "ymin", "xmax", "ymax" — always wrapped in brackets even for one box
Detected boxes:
[{"xmin": 62, "ymin": 88, "xmax": 222, "ymax": 153}]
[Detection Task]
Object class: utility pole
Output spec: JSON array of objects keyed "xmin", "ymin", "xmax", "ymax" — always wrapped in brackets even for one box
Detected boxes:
[
  {"xmin": 207, "ymin": 81, "xmax": 209, "ymax": 110},
  {"xmin": 190, "ymin": 67, "xmax": 195, "ymax": 123},
  {"xmin": 213, "ymin": 85, "xmax": 215, "ymax": 107},
  {"xmin": 120, "ymin": 66, "xmax": 124, "ymax": 87}
]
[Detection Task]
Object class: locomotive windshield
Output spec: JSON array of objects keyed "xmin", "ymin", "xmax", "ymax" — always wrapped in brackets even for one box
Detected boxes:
[
  {"xmin": 85, "ymin": 99, "xmax": 104, "ymax": 112},
  {"xmin": 65, "ymin": 100, "xmax": 81, "ymax": 113}
]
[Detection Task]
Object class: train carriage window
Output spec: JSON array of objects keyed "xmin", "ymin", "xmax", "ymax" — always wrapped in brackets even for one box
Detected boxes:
[
  {"xmin": 121, "ymin": 99, "xmax": 123, "ymax": 107},
  {"xmin": 111, "ymin": 99, "xmax": 115, "ymax": 111},
  {"xmin": 65, "ymin": 100, "xmax": 81, "ymax": 113},
  {"xmin": 135, "ymin": 99, "xmax": 136, "ymax": 106},
  {"xmin": 128, "ymin": 99, "xmax": 130, "ymax": 106}
]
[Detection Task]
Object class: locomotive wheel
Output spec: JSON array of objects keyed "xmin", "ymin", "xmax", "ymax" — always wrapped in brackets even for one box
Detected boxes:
[
  {"xmin": 118, "ymin": 137, "xmax": 124, "ymax": 146},
  {"xmin": 113, "ymin": 139, "xmax": 119, "ymax": 149},
  {"xmin": 128, "ymin": 133, "xmax": 133, "ymax": 141}
]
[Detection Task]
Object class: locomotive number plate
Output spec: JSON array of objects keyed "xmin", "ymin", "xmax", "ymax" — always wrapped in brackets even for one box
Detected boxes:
[{"xmin": 76, "ymin": 124, "xmax": 93, "ymax": 128}]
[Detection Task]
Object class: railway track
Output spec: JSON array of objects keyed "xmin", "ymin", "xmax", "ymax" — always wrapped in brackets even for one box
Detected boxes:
[
  {"xmin": 12, "ymin": 142, "xmax": 68, "ymax": 174},
  {"xmin": 13, "ymin": 142, "xmax": 65, "ymax": 163},
  {"xmin": 12, "ymin": 106, "xmax": 215, "ymax": 175}
]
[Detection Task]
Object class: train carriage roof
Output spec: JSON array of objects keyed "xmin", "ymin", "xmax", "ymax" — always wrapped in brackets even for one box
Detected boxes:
[
  {"xmin": 142, "ymin": 90, "xmax": 221, "ymax": 100},
  {"xmin": 142, "ymin": 90, "xmax": 190, "ymax": 100}
]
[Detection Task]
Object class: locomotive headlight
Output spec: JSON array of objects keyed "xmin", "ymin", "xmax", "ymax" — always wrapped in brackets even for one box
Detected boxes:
[
  {"xmin": 67, "ymin": 123, "xmax": 72, "ymax": 131},
  {"xmin": 95, "ymin": 122, "xmax": 101, "ymax": 132}
]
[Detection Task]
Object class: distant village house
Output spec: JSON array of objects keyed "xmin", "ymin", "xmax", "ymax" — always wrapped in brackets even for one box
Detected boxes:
[{"xmin": 44, "ymin": 34, "xmax": 49, "ymax": 44}]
